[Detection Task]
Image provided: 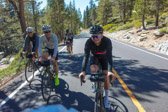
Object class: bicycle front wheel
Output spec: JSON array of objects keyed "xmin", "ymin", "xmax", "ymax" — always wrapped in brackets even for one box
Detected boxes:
[
  {"xmin": 41, "ymin": 70, "xmax": 52, "ymax": 101},
  {"xmin": 25, "ymin": 60, "xmax": 34, "ymax": 83},
  {"xmin": 94, "ymin": 92, "xmax": 99, "ymax": 112}
]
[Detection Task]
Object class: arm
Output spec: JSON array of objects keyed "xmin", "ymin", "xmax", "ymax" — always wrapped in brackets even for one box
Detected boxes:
[
  {"xmin": 53, "ymin": 34, "xmax": 58, "ymax": 57},
  {"xmin": 82, "ymin": 40, "xmax": 90, "ymax": 72},
  {"xmin": 38, "ymin": 36, "xmax": 43, "ymax": 57},
  {"xmin": 33, "ymin": 34, "xmax": 39, "ymax": 52},
  {"xmin": 23, "ymin": 36, "xmax": 29, "ymax": 51},
  {"xmin": 107, "ymin": 40, "xmax": 113, "ymax": 72}
]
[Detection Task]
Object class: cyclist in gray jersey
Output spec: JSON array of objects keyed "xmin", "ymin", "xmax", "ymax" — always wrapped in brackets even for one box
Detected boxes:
[{"xmin": 38, "ymin": 25, "xmax": 59, "ymax": 86}]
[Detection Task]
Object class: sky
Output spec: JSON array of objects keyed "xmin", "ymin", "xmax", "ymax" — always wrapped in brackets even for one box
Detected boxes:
[{"xmin": 38, "ymin": 0, "xmax": 98, "ymax": 17}]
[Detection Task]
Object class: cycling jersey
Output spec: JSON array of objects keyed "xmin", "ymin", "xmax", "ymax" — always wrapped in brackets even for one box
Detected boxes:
[
  {"xmin": 65, "ymin": 34, "xmax": 73, "ymax": 40},
  {"xmin": 23, "ymin": 33, "xmax": 39, "ymax": 52},
  {"xmin": 82, "ymin": 36, "xmax": 113, "ymax": 72},
  {"xmin": 39, "ymin": 34, "xmax": 58, "ymax": 57}
]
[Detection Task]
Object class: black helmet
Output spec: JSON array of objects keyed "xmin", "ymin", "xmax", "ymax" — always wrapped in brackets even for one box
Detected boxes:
[
  {"xmin": 66, "ymin": 29, "xmax": 69, "ymax": 33},
  {"xmin": 90, "ymin": 25, "xmax": 103, "ymax": 34}
]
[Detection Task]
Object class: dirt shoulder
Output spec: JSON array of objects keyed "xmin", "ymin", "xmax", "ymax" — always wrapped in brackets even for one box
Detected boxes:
[{"xmin": 104, "ymin": 28, "xmax": 168, "ymax": 55}]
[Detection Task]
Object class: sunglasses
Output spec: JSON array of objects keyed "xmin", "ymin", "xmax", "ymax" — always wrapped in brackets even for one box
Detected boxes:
[
  {"xmin": 92, "ymin": 35, "xmax": 100, "ymax": 39},
  {"xmin": 28, "ymin": 32, "xmax": 33, "ymax": 34},
  {"xmin": 44, "ymin": 31, "xmax": 51, "ymax": 33}
]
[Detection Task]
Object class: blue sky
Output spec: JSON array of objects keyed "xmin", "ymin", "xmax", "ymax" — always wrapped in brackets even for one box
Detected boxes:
[{"xmin": 38, "ymin": 0, "xmax": 98, "ymax": 16}]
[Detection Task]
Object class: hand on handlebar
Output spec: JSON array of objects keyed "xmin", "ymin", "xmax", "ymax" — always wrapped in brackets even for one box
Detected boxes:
[
  {"xmin": 108, "ymin": 72, "xmax": 116, "ymax": 85},
  {"xmin": 79, "ymin": 72, "xmax": 86, "ymax": 85}
]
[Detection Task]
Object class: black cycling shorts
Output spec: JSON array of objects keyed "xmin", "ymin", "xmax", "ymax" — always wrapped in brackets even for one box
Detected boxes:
[
  {"xmin": 90, "ymin": 56, "xmax": 108, "ymax": 70},
  {"xmin": 68, "ymin": 39, "xmax": 73, "ymax": 43},
  {"xmin": 45, "ymin": 47, "xmax": 58, "ymax": 60}
]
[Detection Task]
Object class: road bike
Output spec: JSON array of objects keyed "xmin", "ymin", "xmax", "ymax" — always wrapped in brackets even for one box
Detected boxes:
[
  {"xmin": 81, "ymin": 72, "xmax": 113, "ymax": 112},
  {"xmin": 21, "ymin": 52, "xmax": 39, "ymax": 83}
]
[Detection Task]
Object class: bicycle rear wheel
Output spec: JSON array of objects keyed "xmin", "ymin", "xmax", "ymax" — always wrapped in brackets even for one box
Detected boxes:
[
  {"xmin": 68, "ymin": 45, "xmax": 71, "ymax": 54},
  {"xmin": 25, "ymin": 60, "xmax": 34, "ymax": 83},
  {"xmin": 41, "ymin": 70, "xmax": 52, "ymax": 101}
]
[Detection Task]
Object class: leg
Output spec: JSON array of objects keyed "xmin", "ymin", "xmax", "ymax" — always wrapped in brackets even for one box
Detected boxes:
[
  {"xmin": 100, "ymin": 58, "xmax": 110, "ymax": 109},
  {"xmin": 35, "ymin": 49, "xmax": 38, "ymax": 57},
  {"xmin": 90, "ymin": 64, "xmax": 98, "ymax": 73},
  {"xmin": 54, "ymin": 60, "xmax": 59, "ymax": 75},
  {"xmin": 54, "ymin": 53, "xmax": 59, "ymax": 86},
  {"xmin": 70, "ymin": 42, "xmax": 73, "ymax": 54}
]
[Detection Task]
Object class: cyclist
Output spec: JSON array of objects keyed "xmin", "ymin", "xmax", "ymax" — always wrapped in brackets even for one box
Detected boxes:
[
  {"xmin": 38, "ymin": 25, "xmax": 59, "ymax": 86},
  {"xmin": 23, "ymin": 27, "xmax": 39, "ymax": 58},
  {"xmin": 65, "ymin": 29, "xmax": 73, "ymax": 54},
  {"xmin": 78, "ymin": 25, "xmax": 116, "ymax": 109}
]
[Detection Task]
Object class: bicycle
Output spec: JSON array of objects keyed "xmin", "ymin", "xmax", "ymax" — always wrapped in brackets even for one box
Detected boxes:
[
  {"xmin": 21, "ymin": 52, "xmax": 39, "ymax": 83},
  {"xmin": 37, "ymin": 59, "xmax": 55, "ymax": 101},
  {"xmin": 80, "ymin": 73, "xmax": 113, "ymax": 112},
  {"xmin": 66, "ymin": 41, "xmax": 71, "ymax": 55}
]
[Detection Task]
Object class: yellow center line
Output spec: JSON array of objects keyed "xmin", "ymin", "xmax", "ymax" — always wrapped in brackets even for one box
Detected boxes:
[{"xmin": 112, "ymin": 68, "xmax": 146, "ymax": 112}]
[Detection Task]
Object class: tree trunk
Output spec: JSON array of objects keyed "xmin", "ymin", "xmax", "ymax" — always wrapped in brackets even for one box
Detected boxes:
[
  {"xmin": 18, "ymin": 0, "xmax": 26, "ymax": 37},
  {"xmin": 8, "ymin": 0, "xmax": 26, "ymax": 38},
  {"xmin": 142, "ymin": 0, "xmax": 146, "ymax": 30},
  {"xmin": 123, "ymin": 0, "xmax": 126, "ymax": 24},
  {"xmin": 155, "ymin": 0, "xmax": 159, "ymax": 28},
  {"xmin": 32, "ymin": 1, "xmax": 38, "ymax": 34}
]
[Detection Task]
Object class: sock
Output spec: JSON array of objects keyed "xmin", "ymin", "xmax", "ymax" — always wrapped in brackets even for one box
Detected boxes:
[
  {"xmin": 105, "ymin": 90, "xmax": 110, "ymax": 108},
  {"xmin": 55, "ymin": 74, "xmax": 59, "ymax": 86},
  {"xmin": 105, "ymin": 90, "xmax": 109, "ymax": 101}
]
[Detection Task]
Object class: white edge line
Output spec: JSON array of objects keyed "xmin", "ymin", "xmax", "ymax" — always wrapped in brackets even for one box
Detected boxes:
[
  {"xmin": 0, "ymin": 46, "xmax": 66, "ymax": 108},
  {"xmin": 111, "ymin": 39, "xmax": 168, "ymax": 61}
]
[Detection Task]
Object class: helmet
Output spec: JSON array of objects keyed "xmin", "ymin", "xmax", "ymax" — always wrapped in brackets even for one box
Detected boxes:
[
  {"xmin": 42, "ymin": 25, "xmax": 51, "ymax": 32},
  {"xmin": 66, "ymin": 29, "xmax": 69, "ymax": 33},
  {"xmin": 90, "ymin": 25, "xmax": 103, "ymax": 34},
  {"xmin": 26, "ymin": 27, "xmax": 34, "ymax": 33}
]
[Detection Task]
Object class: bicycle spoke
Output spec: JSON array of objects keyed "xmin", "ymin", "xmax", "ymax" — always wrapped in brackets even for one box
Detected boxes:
[
  {"xmin": 41, "ymin": 71, "xmax": 51, "ymax": 101},
  {"xmin": 25, "ymin": 61, "xmax": 34, "ymax": 83}
]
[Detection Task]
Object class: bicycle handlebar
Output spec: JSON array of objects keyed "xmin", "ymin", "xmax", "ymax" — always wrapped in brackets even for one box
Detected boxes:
[{"xmin": 80, "ymin": 72, "xmax": 114, "ymax": 87}]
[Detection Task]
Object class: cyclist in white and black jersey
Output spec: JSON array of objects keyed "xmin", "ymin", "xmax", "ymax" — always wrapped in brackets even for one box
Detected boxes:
[{"xmin": 38, "ymin": 25, "xmax": 59, "ymax": 86}]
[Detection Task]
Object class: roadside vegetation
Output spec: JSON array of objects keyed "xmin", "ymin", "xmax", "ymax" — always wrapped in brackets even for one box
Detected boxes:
[{"xmin": 83, "ymin": 0, "xmax": 168, "ymax": 33}]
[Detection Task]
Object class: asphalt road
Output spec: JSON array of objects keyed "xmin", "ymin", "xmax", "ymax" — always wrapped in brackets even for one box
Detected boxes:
[{"xmin": 0, "ymin": 31, "xmax": 168, "ymax": 112}]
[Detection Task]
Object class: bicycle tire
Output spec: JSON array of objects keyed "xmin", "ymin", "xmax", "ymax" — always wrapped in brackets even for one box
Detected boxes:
[
  {"xmin": 25, "ymin": 60, "xmax": 34, "ymax": 83},
  {"xmin": 41, "ymin": 70, "xmax": 52, "ymax": 101},
  {"xmin": 94, "ymin": 92, "xmax": 99, "ymax": 112}
]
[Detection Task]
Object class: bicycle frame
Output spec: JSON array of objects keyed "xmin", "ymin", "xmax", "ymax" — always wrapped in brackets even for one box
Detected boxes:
[{"xmin": 90, "ymin": 73, "xmax": 105, "ymax": 112}]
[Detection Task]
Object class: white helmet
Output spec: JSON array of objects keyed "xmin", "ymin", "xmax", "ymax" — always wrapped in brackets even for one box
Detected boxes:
[
  {"xmin": 42, "ymin": 25, "xmax": 51, "ymax": 32},
  {"xmin": 26, "ymin": 27, "xmax": 34, "ymax": 33}
]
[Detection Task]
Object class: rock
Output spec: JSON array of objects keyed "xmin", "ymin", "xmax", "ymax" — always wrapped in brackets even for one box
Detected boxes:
[
  {"xmin": 136, "ymin": 29, "xmax": 142, "ymax": 33},
  {"xmin": 140, "ymin": 34, "xmax": 147, "ymax": 37},
  {"xmin": 121, "ymin": 34, "xmax": 135, "ymax": 40},
  {"xmin": 128, "ymin": 31, "xmax": 134, "ymax": 34},
  {"xmin": 160, "ymin": 45, "xmax": 168, "ymax": 53},
  {"xmin": 142, "ymin": 31, "xmax": 149, "ymax": 34},
  {"xmin": 156, "ymin": 40, "xmax": 168, "ymax": 54},
  {"xmin": 121, "ymin": 35, "xmax": 131, "ymax": 39},
  {"xmin": 110, "ymin": 32, "xmax": 118, "ymax": 38},
  {"xmin": 153, "ymin": 30, "xmax": 164, "ymax": 37},
  {"xmin": 149, "ymin": 44, "xmax": 154, "ymax": 48},
  {"xmin": 137, "ymin": 36, "xmax": 147, "ymax": 41}
]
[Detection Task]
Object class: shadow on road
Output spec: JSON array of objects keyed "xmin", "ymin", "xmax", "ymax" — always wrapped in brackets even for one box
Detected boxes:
[
  {"xmin": 47, "ymin": 78, "xmax": 94, "ymax": 111},
  {"xmin": 0, "ymin": 90, "xmax": 22, "ymax": 112},
  {"xmin": 113, "ymin": 56, "xmax": 168, "ymax": 102}
]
